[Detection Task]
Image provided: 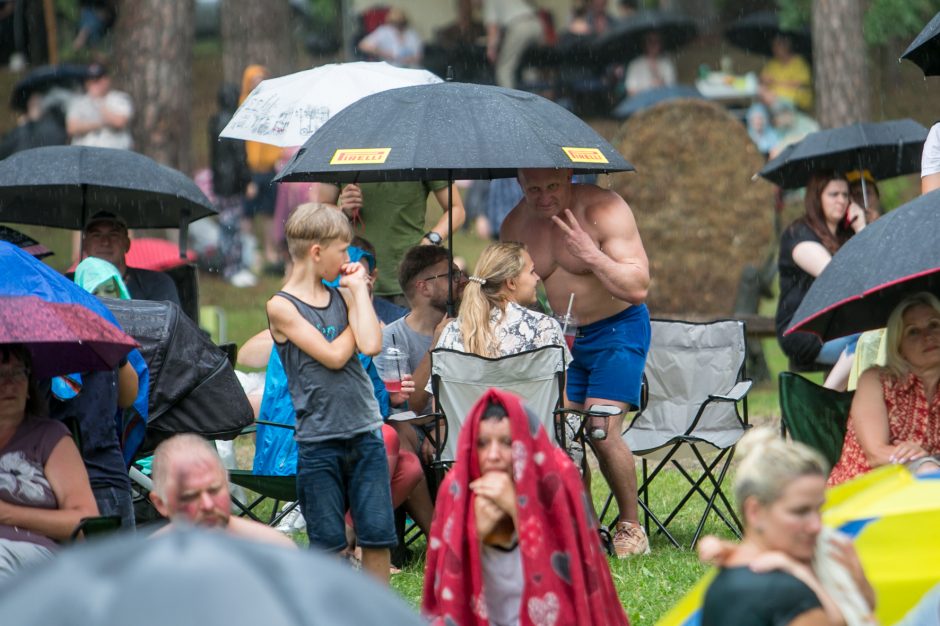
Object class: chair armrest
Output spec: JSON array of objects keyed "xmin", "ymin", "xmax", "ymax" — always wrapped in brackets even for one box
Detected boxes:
[
  {"xmin": 255, "ymin": 420, "xmax": 297, "ymax": 431},
  {"xmin": 708, "ymin": 380, "xmax": 753, "ymax": 402},
  {"xmin": 387, "ymin": 411, "xmax": 443, "ymax": 426},
  {"xmin": 69, "ymin": 515, "xmax": 122, "ymax": 542}
]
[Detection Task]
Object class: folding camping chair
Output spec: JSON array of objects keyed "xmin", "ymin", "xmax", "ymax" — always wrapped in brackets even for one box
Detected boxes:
[
  {"xmin": 227, "ymin": 417, "xmax": 300, "ymax": 528},
  {"xmin": 427, "ymin": 345, "xmax": 567, "ymax": 468},
  {"xmin": 601, "ymin": 319, "xmax": 752, "ymax": 549},
  {"xmin": 778, "ymin": 372, "xmax": 853, "ymax": 470}
]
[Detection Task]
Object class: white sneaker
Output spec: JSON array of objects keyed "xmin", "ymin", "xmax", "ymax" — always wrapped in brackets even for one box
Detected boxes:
[
  {"xmin": 275, "ymin": 506, "xmax": 305, "ymax": 534},
  {"xmin": 228, "ymin": 269, "xmax": 257, "ymax": 288}
]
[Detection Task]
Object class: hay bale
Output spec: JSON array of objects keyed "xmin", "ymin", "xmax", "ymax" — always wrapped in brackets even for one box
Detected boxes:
[{"xmin": 607, "ymin": 99, "xmax": 777, "ymax": 317}]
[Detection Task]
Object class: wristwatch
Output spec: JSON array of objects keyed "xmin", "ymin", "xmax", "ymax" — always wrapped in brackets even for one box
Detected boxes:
[{"xmin": 424, "ymin": 231, "xmax": 443, "ymax": 246}]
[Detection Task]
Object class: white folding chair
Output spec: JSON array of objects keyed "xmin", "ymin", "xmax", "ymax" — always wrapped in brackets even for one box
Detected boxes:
[
  {"xmin": 428, "ymin": 345, "xmax": 566, "ymax": 466},
  {"xmin": 600, "ymin": 319, "xmax": 751, "ymax": 549}
]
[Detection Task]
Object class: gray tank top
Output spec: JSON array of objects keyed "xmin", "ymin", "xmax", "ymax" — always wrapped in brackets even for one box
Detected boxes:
[{"xmin": 272, "ymin": 290, "xmax": 381, "ymax": 443}]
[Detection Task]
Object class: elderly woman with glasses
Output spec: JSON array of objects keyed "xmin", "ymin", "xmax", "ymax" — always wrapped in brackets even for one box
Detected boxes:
[{"xmin": 0, "ymin": 344, "xmax": 99, "ymax": 579}]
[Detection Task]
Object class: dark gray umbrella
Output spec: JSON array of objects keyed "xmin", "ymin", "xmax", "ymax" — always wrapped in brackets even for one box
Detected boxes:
[
  {"xmin": 276, "ymin": 81, "xmax": 633, "ymax": 315},
  {"xmin": 724, "ymin": 10, "xmax": 812, "ymax": 59},
  {"xmin": 276, "ymin": 81, "xmax": 633, "ymax": 184},
  {"xmin": 901, "ymin": 11, "xmax": 940, "ymax": 76},
  {"xmin": 0, "ymin": 529, "xmax": 426, "ymax": 626},
  {"xmin": 594, "ymin": 10, "xmax": 698, "ymax": 66},
  {"xmin": 10, "ymin": 63, "xmax": 87, "ymax": 111},
  {"xmin": 611, "ymin": 84, "xmax": 703, "ymax": 119},
  {"xmin": 757, "ymin": 119, "xmax": 927, "ymax": 198},
  {"xmin": 786, "ymin": 190, "xmax": 940, "ymax": 341},
  {"xmin": 0, "ymin": 146, "xmax": 215, "ymax": 252}
]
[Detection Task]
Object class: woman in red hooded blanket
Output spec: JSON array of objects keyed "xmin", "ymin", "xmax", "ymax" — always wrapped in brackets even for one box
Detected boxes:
[{"xmin": 422, "ymin": 389, "xmax": 629, "ymax": 626}]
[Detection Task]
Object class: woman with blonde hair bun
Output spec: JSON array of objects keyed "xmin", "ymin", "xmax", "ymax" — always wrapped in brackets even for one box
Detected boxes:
[
  {"xmin": 700, "ymin": 428, "xmax": 876, "ymax": 626},
  {"xmin": 432, "ymin": 242, "xmax": 571, "ymax": 362}
]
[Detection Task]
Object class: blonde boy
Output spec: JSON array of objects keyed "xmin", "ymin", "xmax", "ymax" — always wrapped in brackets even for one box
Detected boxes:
[{"xmin": 266, "ymin": 203, "xmax": 395, "ymax": 583}]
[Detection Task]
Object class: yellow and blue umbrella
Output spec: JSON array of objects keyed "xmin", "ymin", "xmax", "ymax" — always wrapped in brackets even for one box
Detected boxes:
[
  {"xmin": 656, "ymin": 465, "xmax": 940, "ymax": 626},
  {"xmin": 824, "ymin": 464, "xmax": 940, "ymax": 624}
]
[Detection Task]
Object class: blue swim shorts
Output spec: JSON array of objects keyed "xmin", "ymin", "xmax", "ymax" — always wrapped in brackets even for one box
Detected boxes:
[{"xmin": 566, "ymin": 304, "xmax": 650, "ymax": 410}]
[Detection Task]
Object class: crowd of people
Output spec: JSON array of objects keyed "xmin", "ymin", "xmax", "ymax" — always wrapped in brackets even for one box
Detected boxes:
[{"xmin": 3, "ymin": 2, "xmax": 940, "ymax": 625}]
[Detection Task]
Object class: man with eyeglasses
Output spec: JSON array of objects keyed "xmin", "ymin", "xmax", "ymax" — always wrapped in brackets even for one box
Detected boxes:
[
  {"xmin": 383, "ymin": 246, "xmax": 467, "ymax": 422},
  {"xmin": 81, "ymin": 211, "xmax": 180, "ymax": 305}
]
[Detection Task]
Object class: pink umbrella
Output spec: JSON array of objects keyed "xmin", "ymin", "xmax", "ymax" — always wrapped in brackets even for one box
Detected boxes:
[{"xmin": 0, "ymin": 295, "xmax": 139, "ymax": 379}]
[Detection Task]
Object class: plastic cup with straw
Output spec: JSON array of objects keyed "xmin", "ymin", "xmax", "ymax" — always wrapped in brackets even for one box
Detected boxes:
[
  {"xmin": 558, "ymin": 293, "xmax": 576, "ymax": 350},
  {"xmin": 381, "ymin": 335, "xmax": 408, "ymax": 393}
]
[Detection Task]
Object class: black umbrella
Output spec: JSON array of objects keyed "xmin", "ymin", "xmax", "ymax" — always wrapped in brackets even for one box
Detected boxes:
[
  {"xmin": 901, "ymin": 11, "xmax": 940, "ymax": 76},
  {"xmin": 0, "ymin": 146, "xmax": 215, "ymax": 254},
  {"xmin": 0, "ymin": 225, "xmax": 52, "ymax": 258},
  {"xmin": 276, "ymin": 82, "xmax": 633, "ymax": 184},
  {"xmin": 0, "ymin": 529, "xmax": 426, "ymax": 626},
  {"xmin": 611, "ymin": 84, "xmax": 703, "ymax": 119},
  {"xmin": 757, "ymin": 119, "xmax": 928, "ymax": 201},
  {"xmin": 594, "ymin": 10, "xmax": 698, "ymax": 66},
  {"xmin": 276, "ymin": 81, "xmax": 634, "ymax": 313},
  {"xmin": 786, "ymin": 190, "xmax": 940, "ymax": 341},
  {"xmin": 725, "ymin": 10, "xmax": 812, "ymax": 60},
  {"xmin": 10, "ymin": 64, "xmax": 87, "ymax": 111}
]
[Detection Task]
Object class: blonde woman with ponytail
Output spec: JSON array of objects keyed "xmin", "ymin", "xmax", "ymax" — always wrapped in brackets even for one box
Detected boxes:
[
  {"xmin": 431, "ymin": 242, "xmax": 571, "ymax": 362},
  {"xmin": 700, "ymin": 428, "xmax": 876, "ymax": 626}
]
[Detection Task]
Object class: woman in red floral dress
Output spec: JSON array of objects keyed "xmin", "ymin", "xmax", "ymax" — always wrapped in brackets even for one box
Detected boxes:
[{"xmin": 829, "ymin": 292, "xmax": 940, "ymax": 485}]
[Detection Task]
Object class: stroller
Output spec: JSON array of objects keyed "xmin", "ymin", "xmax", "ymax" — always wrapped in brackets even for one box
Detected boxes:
[{"xmin": 102, "ymin": 298, "xmax": 254, "ymax": 523}]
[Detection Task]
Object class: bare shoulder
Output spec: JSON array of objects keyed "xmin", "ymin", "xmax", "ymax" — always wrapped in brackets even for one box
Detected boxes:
[
  {"xmin": 229, "ymin": 517, "xmax": 298, "ymax": 548},
  {"xmin": 574, "ymin": 184, "xmax": 636, "ymax": 230},
  {"xmin": 265, "ymin": 294, "xmax": 295, "ymax": 323},
  {"xmin": 857, "ymin": 367, "xmax": 888, "ymax": 391},
  {"xmin": 499, "ymin": 198, "xmax": 527, "ymax": 240}
]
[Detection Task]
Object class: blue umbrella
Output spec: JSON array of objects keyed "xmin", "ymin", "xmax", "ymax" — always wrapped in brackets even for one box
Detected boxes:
[
  {"xmin": 0, "ymin": 242, "xmax": 149, "ymax": 460},
  {"xmin": 612, "ymin": 84, "xmax": 704, "ymax": 119}
]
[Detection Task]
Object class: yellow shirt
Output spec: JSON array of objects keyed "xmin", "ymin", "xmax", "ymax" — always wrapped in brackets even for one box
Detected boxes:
[{"xmin": 761, "ymin": 55, "xmax": 813, "ymax": 111}]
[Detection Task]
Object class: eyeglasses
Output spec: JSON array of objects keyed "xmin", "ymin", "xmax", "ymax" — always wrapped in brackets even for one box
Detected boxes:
[
  {"xmin": 420, "ymin": 268, "xmax": 464, "ymax": 283},
  {"xmin": 0, "ymin": 368, "xmax": 28, "ymax": 385}
]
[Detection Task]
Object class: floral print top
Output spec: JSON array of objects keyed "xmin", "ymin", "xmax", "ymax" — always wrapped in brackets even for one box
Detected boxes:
[
  {"xmin": 0, "ymin": 417, "xmax": 70, "ymax": 548},
  {"xmin": 426, "ymin": 302, "xmax": 572, "ymax": 396},
  {"xmin": 829, "ymin": 370, "xmax": 940, "ymax": 486}
]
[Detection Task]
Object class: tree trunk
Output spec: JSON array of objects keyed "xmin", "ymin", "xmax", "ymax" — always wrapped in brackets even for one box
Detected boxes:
[
  {"xmin": 112, "ymin": 0, "xmax": 195, "ymax": 173},
  {"xmin": 811, "ymin": 0, "xmax": 870, "ymax": 128},
  {"xmin": 221, "ymin": 0, "xmax": 294, "ymax": 85}
]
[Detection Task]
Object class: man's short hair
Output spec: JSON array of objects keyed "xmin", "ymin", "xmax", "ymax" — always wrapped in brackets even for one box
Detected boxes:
[
  {"xmin": 398, "ymin": 245, "xmax": 450, "ymax": 297},
  {"xmin": 151, "ymin": 434, "xmax": 223, "ymax": 500},
  {"xmin": 284, "ymin": 202, "xmax": 352, "ymax": 260},
  {"xmin": 84, "ymin": 210, "xmax": 128, "ymax": 233}
]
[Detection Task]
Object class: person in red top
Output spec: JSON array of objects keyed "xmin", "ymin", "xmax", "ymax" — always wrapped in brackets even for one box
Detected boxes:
[
  {"xmin": 829, "ymin": 292, "xmax": 940, "ymax": 485},
  {"xmin": 422, "ymin": 389, "xmax": 629, "ymax": 626}
]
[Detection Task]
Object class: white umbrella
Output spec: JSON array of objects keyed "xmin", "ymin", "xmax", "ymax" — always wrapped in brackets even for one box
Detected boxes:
[{"xmin": 219, "ymin": 61, "xmax": 442, "ymax": 147}]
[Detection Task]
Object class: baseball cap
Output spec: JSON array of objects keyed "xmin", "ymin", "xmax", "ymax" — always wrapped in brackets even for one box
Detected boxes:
[
  {"xmin": 84, "ymin": 210, "xmax": 128, "ymax": 231},
  {"xmin": 85, "ymin": 63, "xmax": 109, "ymax": 80}
]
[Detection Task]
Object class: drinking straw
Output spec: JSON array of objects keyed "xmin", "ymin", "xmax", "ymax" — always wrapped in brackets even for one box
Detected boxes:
[
  {"xmin": 392, "ymin": 334, "xmax": 402, "ymax": 380},
  {"xmin": 562, "ymin": 293, "xmax": 575, "ymax": 334}
]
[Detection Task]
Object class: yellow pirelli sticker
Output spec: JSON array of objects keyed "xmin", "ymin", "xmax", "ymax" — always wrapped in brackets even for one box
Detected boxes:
[
  {"xmin": 562, "ymin": 147, "xmax": 608, "ymax": 164},
  {"xmin": 330, "ymin": 148, "xmax": 391, "ymax": 165}
]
